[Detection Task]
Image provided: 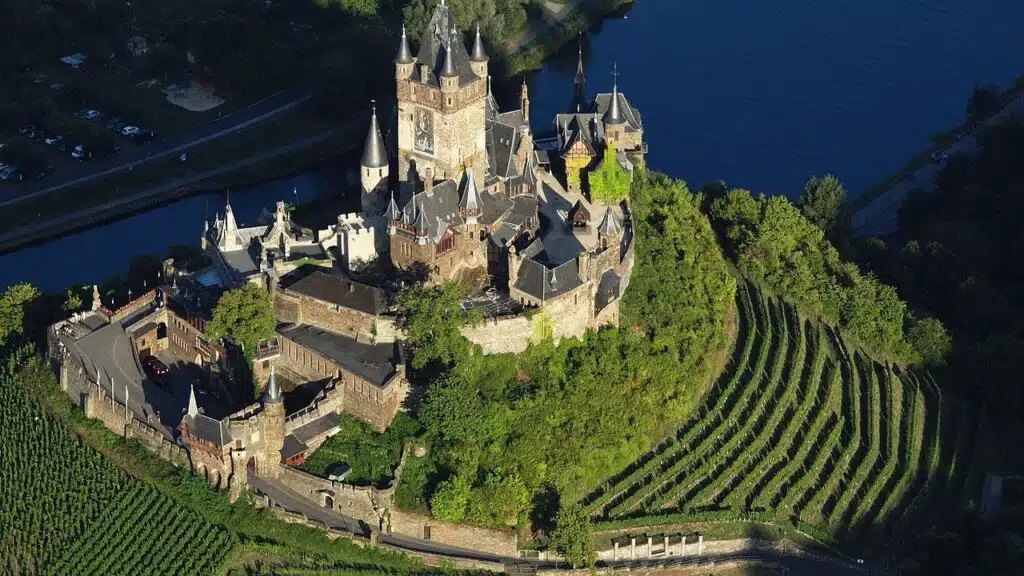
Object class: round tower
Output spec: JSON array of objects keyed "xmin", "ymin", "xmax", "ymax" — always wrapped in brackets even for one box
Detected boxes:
[
  {"xmin": 259, "ymin": 366, "xmax": 285, "ymax": 478},
  {"xmin": 469, "ymin": 23, "xmax": 488, "ymax": 78},
  {"xmin": 361, "ymin": 101, "xmax": 389, "ymax": 216},
  {"xmin": 395, "ymin": 25, "xmax": 414, "ymax": 80},
  {"xmin": 604, "ymin": 63, "xmax": 626, "ymax": 145}
]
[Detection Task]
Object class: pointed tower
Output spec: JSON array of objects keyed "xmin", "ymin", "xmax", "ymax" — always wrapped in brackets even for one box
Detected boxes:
[
  {"xmin": 459, "ymin": 167, "xmax": 481, "ymax": 225},
  {"xmin": 573, "ymin": 39, "xmax": 587, "ymax": 112},
  {"xmin": 259, "ymin": 366, "xmax": 285, "ymax": 478},
  {"xmin": 604, "ymin": 63, "xmax": 626, "ymax": 146},
  {"xmin": 187, "ymin": 383, "xmax": 199, "ymax": 418},
  {"xmin": 520, "ymin": 80, "xmax": 531, "ymax": 131},
  {"xmin": 219, "ymin": 199, "xmax": 239, "ymax": 250},
  {"xmin": 361, "ymin": 100, "xmax": 389, "ymax": 216},
  {"xmin": 597, "ymin": 206, "xmax": 623, "ymax": 251},
  {"xmin": 395, "ymin": 25, "xmax": 415, "ymax": 80},
  {"xmin": 396, "ymin": 2, "xmax": 487, "ymax": 184},
  {"xmin": 470, "ymin": 23, "xmax": 488, "ymax": 78}
]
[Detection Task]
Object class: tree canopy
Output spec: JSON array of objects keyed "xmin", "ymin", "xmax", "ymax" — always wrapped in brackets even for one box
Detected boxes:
[
  {"xmin": 0, "ymin": 283, "xmax": 40, "ymax": 349},
  {"xmin": 710, "ymin": 188, "xmax": 946, "ymax": 363},
  {"xmin": 551, "ymin": 503, "xmax": 596, "ymax": 568},
  {"xmin": 204, "ymin": 283, "xmax": 277, "ymax": 360},
  {"xmin": 798, "ymin": 174, "xmax": 847, "ymax": 235}
]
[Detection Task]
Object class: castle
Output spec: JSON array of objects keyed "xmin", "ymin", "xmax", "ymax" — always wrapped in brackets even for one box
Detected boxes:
[{"xmin": 45, "ymin": 1, "xmax": 645, "ymax": 548}]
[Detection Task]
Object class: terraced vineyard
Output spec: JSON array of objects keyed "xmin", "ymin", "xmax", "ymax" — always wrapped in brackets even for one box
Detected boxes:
[
  {"xmin": 0, "ymin": 364, "xmax": 235, "ymax": 574},
  {"xmin": 582, "ymin": 283, "xmax": 983, "ymax": 552}
]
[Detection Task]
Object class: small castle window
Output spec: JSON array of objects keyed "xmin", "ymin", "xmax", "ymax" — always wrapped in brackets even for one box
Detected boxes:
[{"xmin": 447, "ymin": 97, "xmax": 452, "ymax": 106}]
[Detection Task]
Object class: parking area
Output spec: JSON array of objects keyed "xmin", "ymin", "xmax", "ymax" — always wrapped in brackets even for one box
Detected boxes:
[{"xmin": 146, "ymin": 350, "xmax": 235, "ymax": 420}]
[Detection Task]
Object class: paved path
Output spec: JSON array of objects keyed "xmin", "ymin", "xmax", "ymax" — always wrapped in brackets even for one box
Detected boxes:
[
  {"xmin": 0, "ymin": 126, "xmax": 350, "ymax": 253},
  {"xmin": 505, "ymin": 0, "xmax": 584, "ymax": 53},
  {"xmin": 250, "ymin": 473, "xmax": 865, "ymax": 575},
  {"xmin": 852, "ymin": 93, "xmax": 1024, "ymax": 237},
  {"xmin": 0, "ymin": 90, "xmax": 312, "ymax": 208}
]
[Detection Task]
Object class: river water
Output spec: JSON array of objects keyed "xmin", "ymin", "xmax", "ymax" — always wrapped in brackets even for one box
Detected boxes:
[{"xmin": 3, "ymin": 0, "xmax": 1022, "ymax": 292}]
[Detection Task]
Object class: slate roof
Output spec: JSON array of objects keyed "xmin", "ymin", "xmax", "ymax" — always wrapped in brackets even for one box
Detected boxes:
[
  {"xmin": 283, "ymin": 270, "xmax": 384, "ymax": 315},
  {"xmin": 520, "ymin": 237, "xmax": 545, "ymax": 259},
  {"xmin": 514, "ymin": 257, "xmax": 583, "ymax": 302},
  {"xmin": 277, "ymin": 324, "xmax": 401, "ymax": 388},
  {"xmin": 486, "ymin": 119, "xmax": 520, "ymax": 181},
  {"xmin": 479, "ymin": 191, "xmax": 514, "ymax": 226},
  {"xmin": 596, "ymin": 268, "xmax": 622, "ymax": 311},
  {"xmin": 219, "ymin": 245, "xmax": 260, "ymax": 280},
  {"xmin": 361, "ymin": 105, "xmax": 388, "ymax": 169},
  {"xmin": 400, "ymin": 180, "xmax": 464, "ymax": 245},
  {"xmin": 281, "ymin": 435, "xmax": 308, "ymax": 461},
  {"xmin": 292, "ymin": 411, "xmax": 343, "ymax": 444},
  {"xmin": 555, "ymin": 113, "xmax": 603, "ymax": 156},
  {"xmin": 414, "ymin": 4, "xmax": 478, "ymax": 87},
  {"xmin": 182, "ymin": 412, "xmax": 233, "ymax": 447},
  {"xmin": 489, "ymin": 223, "xmax": 518, "ymax": 248},
  {"xmin": 597, "ymin": 206, "xmax": 623, "ymax": 236},
  {"xmin": 594, "ymin": 92, "xmax": 643, "ymax": 132}
]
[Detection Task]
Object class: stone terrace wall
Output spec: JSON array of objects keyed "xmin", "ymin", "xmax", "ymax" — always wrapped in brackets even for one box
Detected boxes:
[
  {"xmin": 463, "ymin": 284, "xmax": 594, "ymax": 355},
  {"xmin": 461, "ymin": 314, "xmax": 531, "ymax": 354},
  {"xmin": 277, "ymin": 465, "xmax": 389, "ymax": 528},
  {"xmin": 276, "ymin": 290, "xmax": 376, "ymax": 340},
  {"xmin": 388, "ymin": 509, "xmax": 517, "ymax": 557}
]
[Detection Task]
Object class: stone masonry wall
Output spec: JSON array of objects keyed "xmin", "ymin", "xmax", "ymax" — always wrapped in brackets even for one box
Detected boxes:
[
  {"xmin": 277, "ymin": 290, "xmax": 376, "ymax": 339},
  {"xmin": 275, "ymin": 291, "xmax": 302, "ymax": 324},
  {"xmin": 471, "ymin": 281, "xmax": 596, "ymax": 354},
  {"xmin": 388, "ymin": 509, "xmax": 517, "ymax": 557},
  {"xmin": 277, "ymin": 464, "xmax": 388, "ymax": 529}
]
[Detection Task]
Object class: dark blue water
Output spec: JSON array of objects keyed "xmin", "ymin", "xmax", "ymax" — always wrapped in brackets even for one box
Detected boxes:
[
  {"xmin": 3, "ymin": 0, "xmax": 1022, "ymax": 292},
  {"xmin": 526, "ymin": 0, "xmax": 1024, "ymax": 197}
]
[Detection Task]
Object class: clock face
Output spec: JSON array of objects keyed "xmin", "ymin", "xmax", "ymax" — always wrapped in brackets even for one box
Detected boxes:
[{"xmin": 414, "ymin": 107, "xmax": 434, "ymax": 155}]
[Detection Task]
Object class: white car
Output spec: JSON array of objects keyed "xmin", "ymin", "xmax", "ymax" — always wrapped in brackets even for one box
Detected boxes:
[
  {"xmin": 121, "ymin": 126, "xmax": 140, "ymax": 136},
  {"xmin": 76, "ymin": 109, "xmax": 102, "ymax": 120},
  {"xmin": 44, "ymin": 135, "xmax": 63, "ymax": 146}
]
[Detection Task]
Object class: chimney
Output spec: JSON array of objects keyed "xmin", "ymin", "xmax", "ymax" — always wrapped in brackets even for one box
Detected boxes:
[{"xmin": 425, "ymin": 168, "xmax": 434, "ymax": 195}]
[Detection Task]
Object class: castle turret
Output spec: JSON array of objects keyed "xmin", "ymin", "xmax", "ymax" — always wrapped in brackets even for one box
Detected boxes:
[
  {"xmin": 572, "ymin": 40, "xmax": 587, "ymax": 112},
  {"xmin": 395, "ymin": 25, "xmax": 414, "ymax": 80},
  {"xmin": 459, "ymin": 167, "xmax": 481, "ymax": 225},
  {"xmin": 440, "ymin": 34, "xmax": 459, "ymax": 94},
  {"xmin": 259, "ymin": 366, "xmax": 285, "ymax": 478},
  {"xmin": 201, "ymin": 219, "xmax": 209, "ymax": 251},
  {"xmin": 520, "ymin": 80, "xmax": 531, "ymax": 132},
  {"xmin": 361, "ymin": 101, "xmax": 389, "ymax": 216},
  {"xmin": 597, "ymin": 206, "xmax": 623, "ymax": 251},
  {"xmin": 470, "ymin": 22, "xmax": 488, "ymax": 78},
  {"xmin": 605, "ymin": 64, "xmax": 625, "ymax": 127},
  {"xmin": 219, "ymin": 199, "xmax": 239, "ymax": 250}
]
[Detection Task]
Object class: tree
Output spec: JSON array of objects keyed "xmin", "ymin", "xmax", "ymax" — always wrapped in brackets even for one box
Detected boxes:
[
  {"xmin": 430, "ymin": 472, "xmax": 471, "ymax": 522},
  {"xmin": 589, "ymin": 141, "xmax": 631, "ymax": 204},
  {"xmin": 0, "ymin": 283, "xmax": 40, "ymax": 348},
  {"xmin": 908, "ymin": 317, "xmax": 952, "ymax": 366},
  {"xmin": 62, "ymin": 289, "xmax": 83, "ymax": 313},
  {"xmin": 396, "ymin": 282, "xmax": 479, "ymax": 370},
  {"xmin": 798, "ymin": 174, "xmax": 846, "ymax": 234},
  {"xmin": 551, "ymin": 503, "xmax": 595, "ymax": 568},
  {"xmin": 204, "ymin": 283, "xmax": 276, "ymax": 360}
]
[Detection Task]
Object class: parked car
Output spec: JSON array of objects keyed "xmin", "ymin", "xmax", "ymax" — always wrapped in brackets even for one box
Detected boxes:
[
  {"xmin": 43, "ymin": 134, "xmax": 63, "ymax": 146},
  {"xmin": 75, "ymin": 109, "xmax": 102, "ymax": 121},
  {"xmin": 120, "ymin": 125, "xmax": 140, "ymax": 136},
  {"xmin": 18, "ymin": 125, "xmax": 36, "ymax": 136},
  {"xmin": 142, "ymin": 356, "xmax": 169, "ymax": 376},
  {"xmin": 0, "ymin": 166, "xmax": 23, "ymax": 181},
  {"xmin": 71, "ymin": 144, "xmax": 92, "ymax": 161}
]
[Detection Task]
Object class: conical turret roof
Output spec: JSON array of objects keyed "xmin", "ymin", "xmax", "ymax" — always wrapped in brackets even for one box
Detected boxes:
[
  {"xmin": 264, "ymin": 365, "xmax": 282, "ymax": 404},
  {"xmin": 384, "ymin": 190, "xmax": 401, "ymax": 221},
  {"xmin": 605, "ymin": 63, "xmax": 625, "ymax": 126},
  {"xmin": 598, "ymin": 206, "xmax": 622, "ymax": 237},
  {"xmin": 396, "ymin": 25, "xmax": 414, "ymax": 64},
  {"xmin": 470, "ymin": 23, "xmax": 488, "ymax": 62},
  {"xmin": 413, "ymin": 201, "xmax": 428, "ymax": 235},
  {"xmin": 440, "ymin": 35, "xmax": 458, "ymax": 78},
  {"xmin": 361, "ymin": 102, "xmax": 388, "ymax": 169},
  {"xmin": 459, "ymin": 170, "xmax": 480, "ymax": 211},
  {"xmin": 187, "ymin": 383, "xmax": 199, "ymax": 417}
]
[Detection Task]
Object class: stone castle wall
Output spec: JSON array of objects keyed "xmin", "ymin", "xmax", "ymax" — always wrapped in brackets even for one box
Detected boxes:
[
  {"xmin": 275, "ymin": 290, "xmax": 376, "ymax": 340},
  {"xmin": 277, "ymin": 465, "xmax": 389, "ymax": 529},
  {"xmin": 391, "ymin": 231, "xmax": 488, "ymax": 283},
  {"xmin": 388, "ymin": 509, "xmax": 517, "ymax": 557}
]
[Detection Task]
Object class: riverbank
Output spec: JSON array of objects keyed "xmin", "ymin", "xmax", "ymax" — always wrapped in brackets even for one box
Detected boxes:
[
  {"xmin": 851, "ymin": 72, "xmax": 1024, "ymax": 213},
  {"xmin": 0, "ymin": 127, "xmax": 350, "ymax": 255},
  {"xmin": 505, "ymin": 0, "xmax": 636, "ymax": 74}
]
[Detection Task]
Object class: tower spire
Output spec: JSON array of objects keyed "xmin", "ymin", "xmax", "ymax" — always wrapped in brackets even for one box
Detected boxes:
[
  {"xmin": 264, "ymin": 365, "xmax": 282, "ymax": 404},
  {"xmin": 396, "ymin": 24, "xmax": 414, "ymax": 64},
  {"xmin": 605, "ymin": 63, "xmax": 625, "ymax": 125},
  {"xmin": 441, "ymin": 34, "xmax": 458, "ymax": 78},
  {"xmin": 361, "ymin": 100, "xmax": 387, "ymax": 168},
  {"xmin": 572, "ymin": 36, "xmax": 587, "ymax": 111},
  {"xmin": 187, "ymin": 383, "xmax": 199, "ymax": 418},
  {"xmin": 470, "ymin": 22, "xmax": 488, "ymax": 62}
]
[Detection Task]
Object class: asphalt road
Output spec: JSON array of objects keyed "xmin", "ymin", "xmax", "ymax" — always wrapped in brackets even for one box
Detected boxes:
[
  {"xmin": 250, "ymin": 474, "xmax": 865, "ymax": 575},
  {"xmin": 0, "ymin": 127, "xmax": 345, "ymax": 253},
  {"xmin": 0, "ymin": 90, "xmax": 312, "ymax": 208},
  {"xmin": 852, "ymin": 93, "xmax": 1024, "ymax": 237}
]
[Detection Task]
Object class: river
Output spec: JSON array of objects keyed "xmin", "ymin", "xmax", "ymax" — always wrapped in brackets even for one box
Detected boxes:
[{"xmin": 3, "ymin": 0, "xmax": 1022, "ymax": 292}]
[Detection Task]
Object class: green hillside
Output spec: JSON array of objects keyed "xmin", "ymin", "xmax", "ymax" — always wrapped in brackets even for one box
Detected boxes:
[{"xmin": 581, "ymin": 282, "xmax": 984, "ymax": 554}]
